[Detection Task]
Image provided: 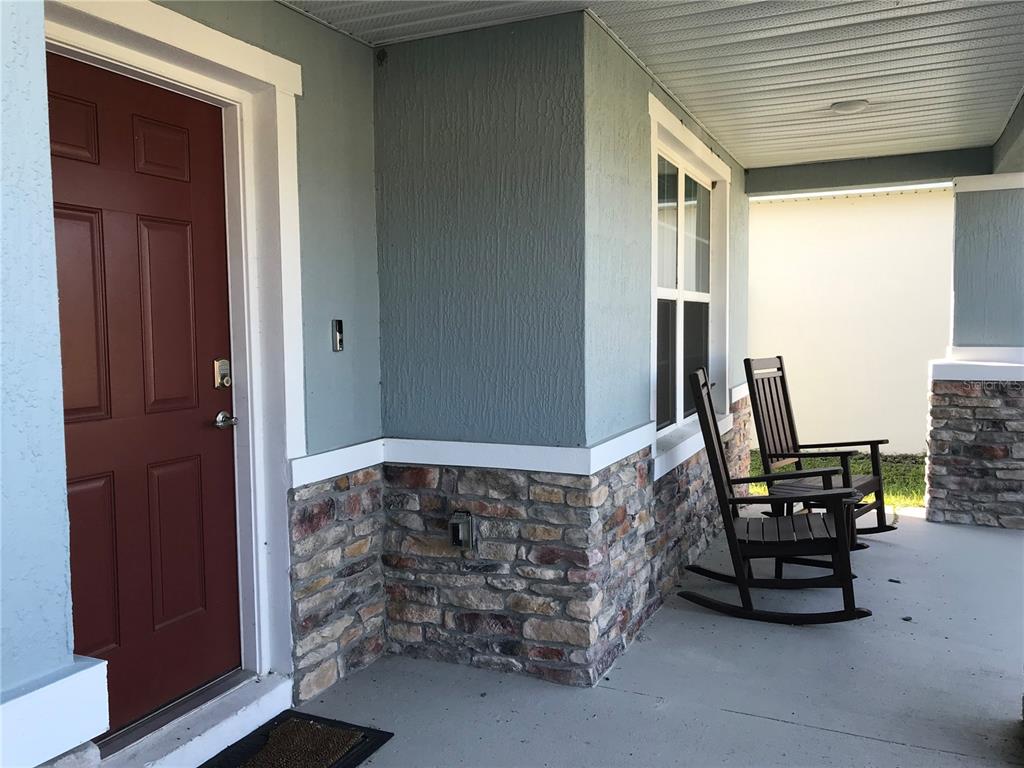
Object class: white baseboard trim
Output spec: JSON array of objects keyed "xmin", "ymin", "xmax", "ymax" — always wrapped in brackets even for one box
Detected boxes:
[
  {"xmin": 930, "ymin": 359, "xmax": 1024, "ymax": 382},
  {"xmin": 0, "ymin": 656, "xmax": 108, "ymax": 768},
  {"xmin": 947, "ymin": 346, "xmax": 1024, "ymax": 364},
  {"xmin": 291, "ymin": 422, "xmax": 658, "ymax": 487},
  {"xmin": 953, "ymin": 172, "xmax": 1024, "ymax": 193},
  {"xmin": 730, "ymin": 381, "xmax": 750, "ymax": 404},
  {"xmin": 101, "ymin": 674, "xmax": 290, "ymax": 768}
]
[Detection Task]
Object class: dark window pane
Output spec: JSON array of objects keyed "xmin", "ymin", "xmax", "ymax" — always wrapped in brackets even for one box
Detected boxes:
[
  {"xmin": 657, "ymin": 157, "xmax": 678, "ymax": 289},
  {"xmin": 683, "ymin": 176, "xmax": 711, "ymax": 293},
  {"xmin": 656, "ymin": 299, "xmax": 676, "ymax": 430},
  {"xmin": 682, "ymin": 301, "xmax": 709, "ymax": 418}
]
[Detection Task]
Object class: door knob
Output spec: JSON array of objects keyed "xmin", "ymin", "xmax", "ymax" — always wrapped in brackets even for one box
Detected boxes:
[{"xmin": 213, "ymin": 411, "xmax": 239, "ymax": 429}]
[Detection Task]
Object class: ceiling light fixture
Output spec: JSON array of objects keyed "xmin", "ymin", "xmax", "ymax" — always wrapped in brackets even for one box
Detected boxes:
[{"xmin": 830, "ymin": 99, "xmax": 870, "ymax": 115}]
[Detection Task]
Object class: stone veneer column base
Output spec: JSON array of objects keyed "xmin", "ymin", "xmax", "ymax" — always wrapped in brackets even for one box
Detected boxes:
[
  {"xmin": 926, "ymin": 379, "xmax": 1024, "ymax": 528},
  {"xmin": 288, "ymin": 467, "xmax": 386, "ymax": 701},
  {"xmin": 286, "ymin": 398, "xmax": 752, "ymax": 696}
]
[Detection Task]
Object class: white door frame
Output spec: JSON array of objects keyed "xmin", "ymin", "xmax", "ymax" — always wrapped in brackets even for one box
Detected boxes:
[{"xmin": 44, "ymin": 0, "xmax": 304, "ymax": 691}]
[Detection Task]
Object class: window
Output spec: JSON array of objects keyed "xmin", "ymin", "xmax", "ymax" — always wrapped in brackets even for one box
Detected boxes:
[
  {"xmin": 650, "ymin": 94, "xmax": 730, "ymax": 433},
  {"xmin": 656, "ymin": 158, "xmax": 712, "ymax": 428}
]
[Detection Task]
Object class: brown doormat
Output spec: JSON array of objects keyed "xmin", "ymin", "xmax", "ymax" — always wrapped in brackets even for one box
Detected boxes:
[{"xmin": 200, "ymin": 711, "xmax": 392, "ymax": 768}]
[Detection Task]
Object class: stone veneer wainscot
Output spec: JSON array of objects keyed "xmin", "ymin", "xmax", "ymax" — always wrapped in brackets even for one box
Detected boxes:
[
  {"xmin": 288, "ymin": 466, "xmax": 386, "ymax": 700},
  {"xmin": 287, "ymin": 398, "xmax": 752, "ymax": 698},
  {"xmin": 927, "ymin": 379, "xmax": 1024, "ymax": 528}
]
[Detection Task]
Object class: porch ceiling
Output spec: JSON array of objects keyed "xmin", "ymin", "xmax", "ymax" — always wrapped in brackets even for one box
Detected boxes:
[{"xmin": 285, "ymin": 0, "xmax": 1024, "ymax": 169}]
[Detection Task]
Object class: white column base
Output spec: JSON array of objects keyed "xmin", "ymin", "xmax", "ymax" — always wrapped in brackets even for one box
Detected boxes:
[{"xmin": 0, "ymin": 656, "xmax": 108, "ymax": 768}]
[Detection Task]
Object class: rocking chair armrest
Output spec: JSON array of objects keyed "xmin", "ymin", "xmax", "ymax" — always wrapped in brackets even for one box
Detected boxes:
[
  {"xmin": 799, "ymin": 439, "xmax": 889, "ymax": 449},
  {"xmin": 767, "ymin": 450, "xmax": 856, "ymax": 460},
  {"xmin": 729, "ymin": 488, "xmax": 862, "ymax": 506},
  {"xmin": 731, "ymin": 467, "xmax": 843, "ymax": 485}
]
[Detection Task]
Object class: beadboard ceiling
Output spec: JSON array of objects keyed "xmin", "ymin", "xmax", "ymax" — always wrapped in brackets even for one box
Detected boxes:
[{"xmin": 284, "ymin": 0, "xmax": 1024, "ymax": 168}]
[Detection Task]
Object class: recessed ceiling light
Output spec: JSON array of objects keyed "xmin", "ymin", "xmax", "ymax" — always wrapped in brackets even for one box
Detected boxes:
[{"xmin": 830, "ymin": 99, "xmax": 870, "ymax": 115}]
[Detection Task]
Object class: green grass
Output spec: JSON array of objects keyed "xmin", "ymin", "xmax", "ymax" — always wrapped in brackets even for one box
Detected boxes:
[{"xmin": 748, "ymin": 450, "xmax": 926, "ymax": 508}]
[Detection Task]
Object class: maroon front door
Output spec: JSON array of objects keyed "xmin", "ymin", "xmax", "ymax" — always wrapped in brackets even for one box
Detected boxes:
[{"xmin": 48, "ymin": 53, "xmax": 241, "ymax": 733}]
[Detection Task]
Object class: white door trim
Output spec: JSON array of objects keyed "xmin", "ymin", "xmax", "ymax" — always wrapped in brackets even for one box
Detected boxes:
[{"xmin": 42, "ymin": 0, "xmax": 302, "ymax": 753}]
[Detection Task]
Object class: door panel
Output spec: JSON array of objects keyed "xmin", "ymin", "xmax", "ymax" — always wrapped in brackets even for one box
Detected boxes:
[
  {"xmin": 49, "ymin": 93, "xmax": 99, "ymax": 163},
  {"xmin": 50, "ymin": 53, "xmax": 240, "ymax": 733},
  {"xmin": 132, "ymin": 115, "xmax": 191, "ymax": 181},
  {"xmin": 138, "ymin": 217, "xmax": 198, "ymax": 413},
  {"xmin": 67, "ymin": 473, "xmax": 120, "ymax": 656},
  {"xmin": 148, "ymin": 456, "xmax": 207, "ymax": 629},
  {"xmin": 54, "ymin": 205, "xmax": 110, "ymax": 422}
]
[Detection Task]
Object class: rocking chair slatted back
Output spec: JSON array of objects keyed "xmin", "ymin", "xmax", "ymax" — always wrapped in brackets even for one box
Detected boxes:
[
  {"xmin": 745, "ymin": 356, "xmax": 802, "ymax": 471},
  {"xmin": 690, "ymin": 368, "xmax": 741, "ymax": 546}
]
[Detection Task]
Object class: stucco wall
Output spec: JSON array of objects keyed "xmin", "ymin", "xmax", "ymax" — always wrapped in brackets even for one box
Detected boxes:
[
  {"xmin": 1, "ymin": 0, "xmax": 76, "ymax": 693},
  {"xmin": 993, "ymin": 96, "xmax": 1024, "ymax": 174},
  {"xmin": 163, "ymin": 1, "xmax": 383, "ymax": 454},
  {"xmin": 375, "ymin": 13, "xmax": 750, "ymax": 447},
  {"xmin": 749, "ymin": 188, "xmax": 954, "ymax": 453},
  {"xmin": 581, "ymin": 15, "xmax": 749, "ymax": 445},
  {"xmin": 582, "ymin": 18, "xmax": 651, "ymax": 445},
  {"xmin": 952, "ymin": 188, "xmax": 1024, "ymax": 348},
  {"xmin": 375, "ymin": 14, "xmax": 588, "ymax": 446}
]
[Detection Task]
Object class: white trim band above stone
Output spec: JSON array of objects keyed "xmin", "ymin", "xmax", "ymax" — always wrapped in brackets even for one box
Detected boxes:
[
  {"xmin": 0, "ymin": 657, "xmax": 107, "ymax": 768},
  {"xmin": 730, "ymin": 381, "xmax": 749, "ymax": 404},
  {"xmin": 293, "ymin": 381, "xmax": 753, "ymax": 487},
  {"xmin": 291, "ymin": 422, "xmax": 658, "ymax": 487},
  {"xmin": 930, "ymin": 359, "xmax": 1024, "ymax": 382},
  {"xmin": 653, "ymin": 413, "xmax": 733, "ymax": 481},
  {"xmin": 947, "ymin": 346, "xmax": 1024, "ymax": 364},
  {"xmin": 953, "ymin": 172, "xmax": 1024, "ymax": 193}
]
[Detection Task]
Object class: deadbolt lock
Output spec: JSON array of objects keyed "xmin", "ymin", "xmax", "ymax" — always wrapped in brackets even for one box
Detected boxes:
[{"xmin": 213, "ymin": 358, "xmax": 232, "ymax": 389}]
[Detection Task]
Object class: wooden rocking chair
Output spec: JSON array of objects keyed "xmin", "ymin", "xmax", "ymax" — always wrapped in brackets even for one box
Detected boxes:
[
  {"xmin": 677, "ymin": 368, "xmax": 871, "ymax": 625},
  {"xmin": 744, "ymin": 356, "xmax": 896, "ymax": 537}
]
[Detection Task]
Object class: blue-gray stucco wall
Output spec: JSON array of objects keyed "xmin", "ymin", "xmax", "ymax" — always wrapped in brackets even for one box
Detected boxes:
[
  {"xmin": 581, "ymin": 16, "xmax": 749, "ymax": 443},
  {"xmin": 163, "ymin": 1, "xmax": 383, "ymax": 454},
  {"xmin": 953, "ymin": 189, "xmax": 1024, "ymax": 347},
  {"xmin": 582, "ymin": 18, "xmax": 651, "ymax": 445},
  {"xmin": 1, "ymin": 0, "xmax": 76, "ymax": 694},
  {"xmin": 375, "ymin": 14, "xmax": 589, "ymax": 446},
  {"xmin": 375, "ymin": 14, "xmax": 749, "ymax": 447},
  {"xmin": 994, "ymin": 96, "xmax": 1024, "ymax": 174}
]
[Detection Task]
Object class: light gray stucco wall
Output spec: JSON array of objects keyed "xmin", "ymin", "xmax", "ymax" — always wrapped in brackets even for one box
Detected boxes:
[
  {"xmin": 994, "ymin": 96, "xmax": 1024, "ymax": 174},
  {"xmin": 375, "ymin": 14, "xmax": 588, "ymax": 446},
  {"xmin": 163, "ymin": 1, "xmax": 383, "ymax": 454},
  {"xmin": 1, "ymin": 0, "xmax": 76, "ymax": 693},
  {"xmin": 581, "ymin": 15, "xmax": 749, "ymax": 439},
  {"xmin": 952, "ymin": 189, "xmax": 1024, "ymax": 347}
]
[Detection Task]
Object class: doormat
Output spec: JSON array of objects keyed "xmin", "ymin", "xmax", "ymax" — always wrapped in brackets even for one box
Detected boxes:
[{"xmin": 200, "ymin": 711, "xmax": 393, "ymax": 768}]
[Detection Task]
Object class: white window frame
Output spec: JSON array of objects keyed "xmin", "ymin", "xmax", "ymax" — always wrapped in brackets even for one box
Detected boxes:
[{"xmin": 649, "ymin": 94, "xmax": 731, "ymax": 438}]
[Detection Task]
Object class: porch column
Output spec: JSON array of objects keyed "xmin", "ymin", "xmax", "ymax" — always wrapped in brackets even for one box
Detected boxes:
[
  {"xmin": 925, "ymin": 173, "xmax": 1024, "ymax": 528},
  {"xmin": 0, "ymin": 2, "xmax": 109, "ymax": 766}
]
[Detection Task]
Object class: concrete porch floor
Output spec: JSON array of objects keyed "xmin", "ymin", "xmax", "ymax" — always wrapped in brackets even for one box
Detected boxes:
[{"xmin": 301, "ymin": 517, "xmax": 1023, "ymax": 767}]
